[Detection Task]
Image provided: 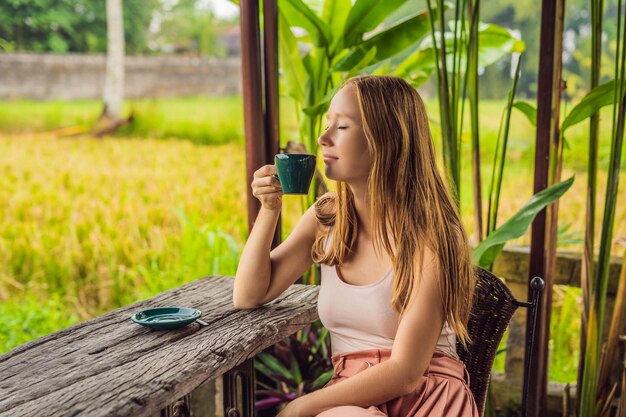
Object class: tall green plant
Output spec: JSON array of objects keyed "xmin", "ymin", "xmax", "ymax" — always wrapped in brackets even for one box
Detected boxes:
[
  {"xmin": 486, "ymin": 55, "xmax": 523, "ymax": 240},
  {"xmin": 578, "ymin": 0, "xmax": 605, "ymax": 405},
  {"xmin": 424, "ymin": 0, "xmax": 525, "ymax": 212},
  {"xmin": 419, "ymin": 0, "xmax": 577, "ymax": 284},
  {"xmin": 595, "ymin": 240, "xmax": 626, "ymax": 416},
  {"xmin": 579, "ymin": 0, "xmax": 626, "ymax": 412},
  {"xmin": 467, "ymin": 0, "xmax": 482, "ymax": 242}
]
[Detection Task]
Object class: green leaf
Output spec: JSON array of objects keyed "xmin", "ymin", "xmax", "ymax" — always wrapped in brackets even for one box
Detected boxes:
[
  {"xmin": 310, "ymin": 369, "xmax": 335, "ymax": 390},
  {"xmin": 476, "ymin": 23, "xmax": 525, "ymax": 67},
  {"xmin": 512, "ymin": 101, "xmax": 537, "ymax": 127},
  {"xmin": 333, "ymin": 46, "xmax": 377, "ymax": 72},
  {"xmin": 257, "ymin": 352, "xmax": 293, "ymax": 380},
  {"xmin": 278, "ymin": 10, "xmax": 307, "ymax": 103},
  {"xmin": 391, "ymin": 47, "xmax": 437, "ymax": 85},
  {"xmin": 254, "ymin": 358, "xmax": 299, "ymax": 389},
  {"xmin": 322, "ymin": 0, "xmax": 351, "ymax": 52},
  {"xmin": 420, "ymin": 22, "xmax": 525, "ymax": 70},
  {"xmin": 302, "ymin": 47, "xmax": 330, "ymax": 109},
  {"xmin": 302, "ymin": 89, "xmax": 335, "ymax": 116},
  {"xmin": 254, "ymin": 360, "xmax": 275, "ymax": 377},
  {"xmin": 356, "ymin": 35, "xmax": 435, "ymax": 80},
  {"xmin": 381, "ymin": 0, "xmax": 428, "ymax": 27},
  {"xmin": 289, "ymin": 352, "xmax": 303, "ymax": 384},
  {"xmin": 561, "ymin": 79, "xmax": 626, "ymax": 133},
  {"xmin": 279, "ymin": 0, "xmax": 332, "ymax": 47},
  {"xmin": 339, "ymin": 10, "xmax": 430, "ymax": 70},
  {"xmin": 343, "ymin": 0, "xmax": 410, "ymax": 47},
  {"xmin": 314, "ymin": 327, "xmax": 329, "ymax": 350},
  {"xmin": 472, "ymin": 176, "xmax": 575, "ymax": 268},
  {"xmin": 580, "ymin": 309, "xmax": 600, "ymax": 416}
]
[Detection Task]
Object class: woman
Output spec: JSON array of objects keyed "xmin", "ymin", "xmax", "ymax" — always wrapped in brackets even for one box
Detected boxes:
[{"xmin": 233, "ymin": 75, "xmax": 478, "ymax": 417}]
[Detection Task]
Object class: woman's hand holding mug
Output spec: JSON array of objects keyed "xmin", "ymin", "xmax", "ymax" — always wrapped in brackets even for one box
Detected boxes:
[{"xmin": 251, "ymin": 165, "xmax": 283, "ymax": 211}]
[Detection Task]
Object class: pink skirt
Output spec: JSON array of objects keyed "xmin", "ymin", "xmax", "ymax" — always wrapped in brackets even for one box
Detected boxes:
[{"xmin": 316, "ymin": 349, "xmax": 479, "ymax": 417}]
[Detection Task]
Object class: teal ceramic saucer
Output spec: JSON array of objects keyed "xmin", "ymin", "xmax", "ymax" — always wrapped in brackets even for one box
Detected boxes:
[{"xmin": 131, "ymin": 307, "xmax": 202, "ymax": 330}]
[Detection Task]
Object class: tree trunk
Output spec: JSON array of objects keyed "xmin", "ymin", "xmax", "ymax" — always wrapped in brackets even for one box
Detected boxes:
[{"xmin": 103, "ymin": 0, "xmax": 125, "ymax": 121}]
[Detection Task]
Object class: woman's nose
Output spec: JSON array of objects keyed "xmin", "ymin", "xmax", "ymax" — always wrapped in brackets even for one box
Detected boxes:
[{"xmin": 318, "ymin": 130, "xmax": 331, "ymax": 147}]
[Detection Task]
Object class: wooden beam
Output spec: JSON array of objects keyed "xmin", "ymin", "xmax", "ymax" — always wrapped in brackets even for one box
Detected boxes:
[
  {"xmin": 527, "ymin": 0, "xmax": 558, "ymax": 414},
  {"xmin": 263, "ymin": 0, "xmax": 281, "ymax": 249},
  {"xmin": 240, "ymin": 0, "xmax": 266, "ymax": 234}
]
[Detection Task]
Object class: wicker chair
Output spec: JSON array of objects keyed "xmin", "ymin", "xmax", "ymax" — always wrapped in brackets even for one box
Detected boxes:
[{"xmin": 456, "ymin": 266, "xmax": 545, "ymax": 417}]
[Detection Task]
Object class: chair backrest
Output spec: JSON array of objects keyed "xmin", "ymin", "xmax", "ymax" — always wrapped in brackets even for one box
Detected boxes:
[{"xmin": 456, "ymin": 266, "xmax": 520, "ymax": 416}]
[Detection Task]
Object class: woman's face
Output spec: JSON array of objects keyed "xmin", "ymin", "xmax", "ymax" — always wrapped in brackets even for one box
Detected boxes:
[{"xmin": 317, "ymin": 84, "xmax": 372, "ymax": 184}]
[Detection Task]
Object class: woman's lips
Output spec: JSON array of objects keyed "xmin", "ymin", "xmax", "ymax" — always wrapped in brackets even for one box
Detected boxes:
[{"xmin": 323, "ymin": 154, "xmax": 338, "ymax": 163}]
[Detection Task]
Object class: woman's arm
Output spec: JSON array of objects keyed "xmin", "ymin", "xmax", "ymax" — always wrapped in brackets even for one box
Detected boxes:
[
  {"xmin": 233, "ymin": 163, "xmax": 321, "ymax": 308},
  {"xmin": 233, "ymin": 205, "xmax": 281, "ymax": 307},
  {"xmin": 281, "ymin": 247, "xmax": 445, "ymax": 417}
]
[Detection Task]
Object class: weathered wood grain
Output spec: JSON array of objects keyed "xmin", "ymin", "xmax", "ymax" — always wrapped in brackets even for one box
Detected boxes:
[{"xmin": 0, "ymin": 276, "xmax": 319, "ymax": 417}]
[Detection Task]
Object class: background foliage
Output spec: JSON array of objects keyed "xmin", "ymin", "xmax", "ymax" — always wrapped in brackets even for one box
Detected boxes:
[
  {"xmin": 0, "ymin": 0, "xmax": 234, "ymax": 56},
  {"xmin": 0, "ymin": 0, "xmax": 157, "ymax": 53}
]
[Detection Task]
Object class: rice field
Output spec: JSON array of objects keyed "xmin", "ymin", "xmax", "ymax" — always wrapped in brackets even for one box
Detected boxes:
[{"xmin": 0, "ymin": 96, "xmax": 624, "ymax": 385}]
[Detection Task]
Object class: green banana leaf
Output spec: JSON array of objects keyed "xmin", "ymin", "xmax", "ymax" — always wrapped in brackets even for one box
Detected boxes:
[
  {"xmin": 382, "ymin": 0, "xmax": 433, "ymax": 27},
  {"xmin": 278, "ymin": 10, "xmax": 307, "ymax": 103},
  {"xmin": 512, "ymin": 101, "xmax": 537, "ymax": 127},
  {"xmin": 343, "ymin": 0, "xmax": 411, "ymax": 47},
  {"xmin": 333, "ymin": 46, "xmax": 378, "ymax": 75},
  {"xmin": 302, "ymin": 88, "xmax": 336, "ymax": 117},
  {"xmin": 561, "ymin": 79, "xmax": 626, "ymax": 133},
  {"xmin": 472, "ymin": 176, "xmax": 575, "ymax": 268},
  {"xmin": 279, "ymin": 0, "xmax": 332, "ymax": 47},
  {"xmin": 321, "ymin": 0, "xmax": 351, "ymax": 52},
  {"xmin": 391, "ymin": 48, "xmax": 437, "ymax": 85},
  {"xmin": 474, "ymin": 23, "xmax": 526, "ymax": 66},
  {"xmin": 335, "ymin": 10, "xmax": 431, "ymax": 70},
  {"xmin": 418, "ymin": 22, "xmax": 525, "ymax": 69}
]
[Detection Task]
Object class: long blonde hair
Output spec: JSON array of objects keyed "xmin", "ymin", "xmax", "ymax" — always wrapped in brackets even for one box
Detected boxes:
[{"xmin": 311, "ymin": 75, "xmax": 475, "ymax": 349}]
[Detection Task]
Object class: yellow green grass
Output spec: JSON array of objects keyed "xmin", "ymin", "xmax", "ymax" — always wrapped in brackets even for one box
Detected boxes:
[
  {"xmin": 0, "ymin": 136, "xmax": 248, "ymax": 349},
  {"xmin": 0, "ymin": 97, "xmax": 244, "ymax": 145}
]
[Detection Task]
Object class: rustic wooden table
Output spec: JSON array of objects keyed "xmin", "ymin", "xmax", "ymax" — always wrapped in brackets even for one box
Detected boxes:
[{"xmin": 0, "ymin": 275, "xmax": 319, "ymax": 417}]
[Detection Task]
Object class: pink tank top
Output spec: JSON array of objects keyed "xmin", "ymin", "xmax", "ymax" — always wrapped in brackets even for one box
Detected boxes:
[{"xmin": 317, "ymin": 236, "xmax": 459, "ymax": 358}]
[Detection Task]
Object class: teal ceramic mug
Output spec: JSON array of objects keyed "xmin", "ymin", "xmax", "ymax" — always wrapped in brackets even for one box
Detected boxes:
[{"xmin": 274, "ymin": 153, "xmax": 317, "ymax": 195}]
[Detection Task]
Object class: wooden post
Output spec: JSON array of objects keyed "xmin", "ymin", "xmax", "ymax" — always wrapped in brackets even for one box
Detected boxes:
[
  {"xmin": 263, "ymin": 0, "xmax": 281, "ymax": 249},
  {"xmin": 239, "ymin": 0, "xmax": 282, "ymax": 248},
  {"xmin": 240, "ymin": 0, "xmax": 266, "ymax": 235},
  {"xmin": 527, "ymin": 0, "xmax": 558, "ymax": 414}
]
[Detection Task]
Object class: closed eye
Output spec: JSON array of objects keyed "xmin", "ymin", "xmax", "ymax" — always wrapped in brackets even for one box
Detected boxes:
[{"xmin": 337, "ymin": 126, "xmax": 348, "ymax": 130}]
